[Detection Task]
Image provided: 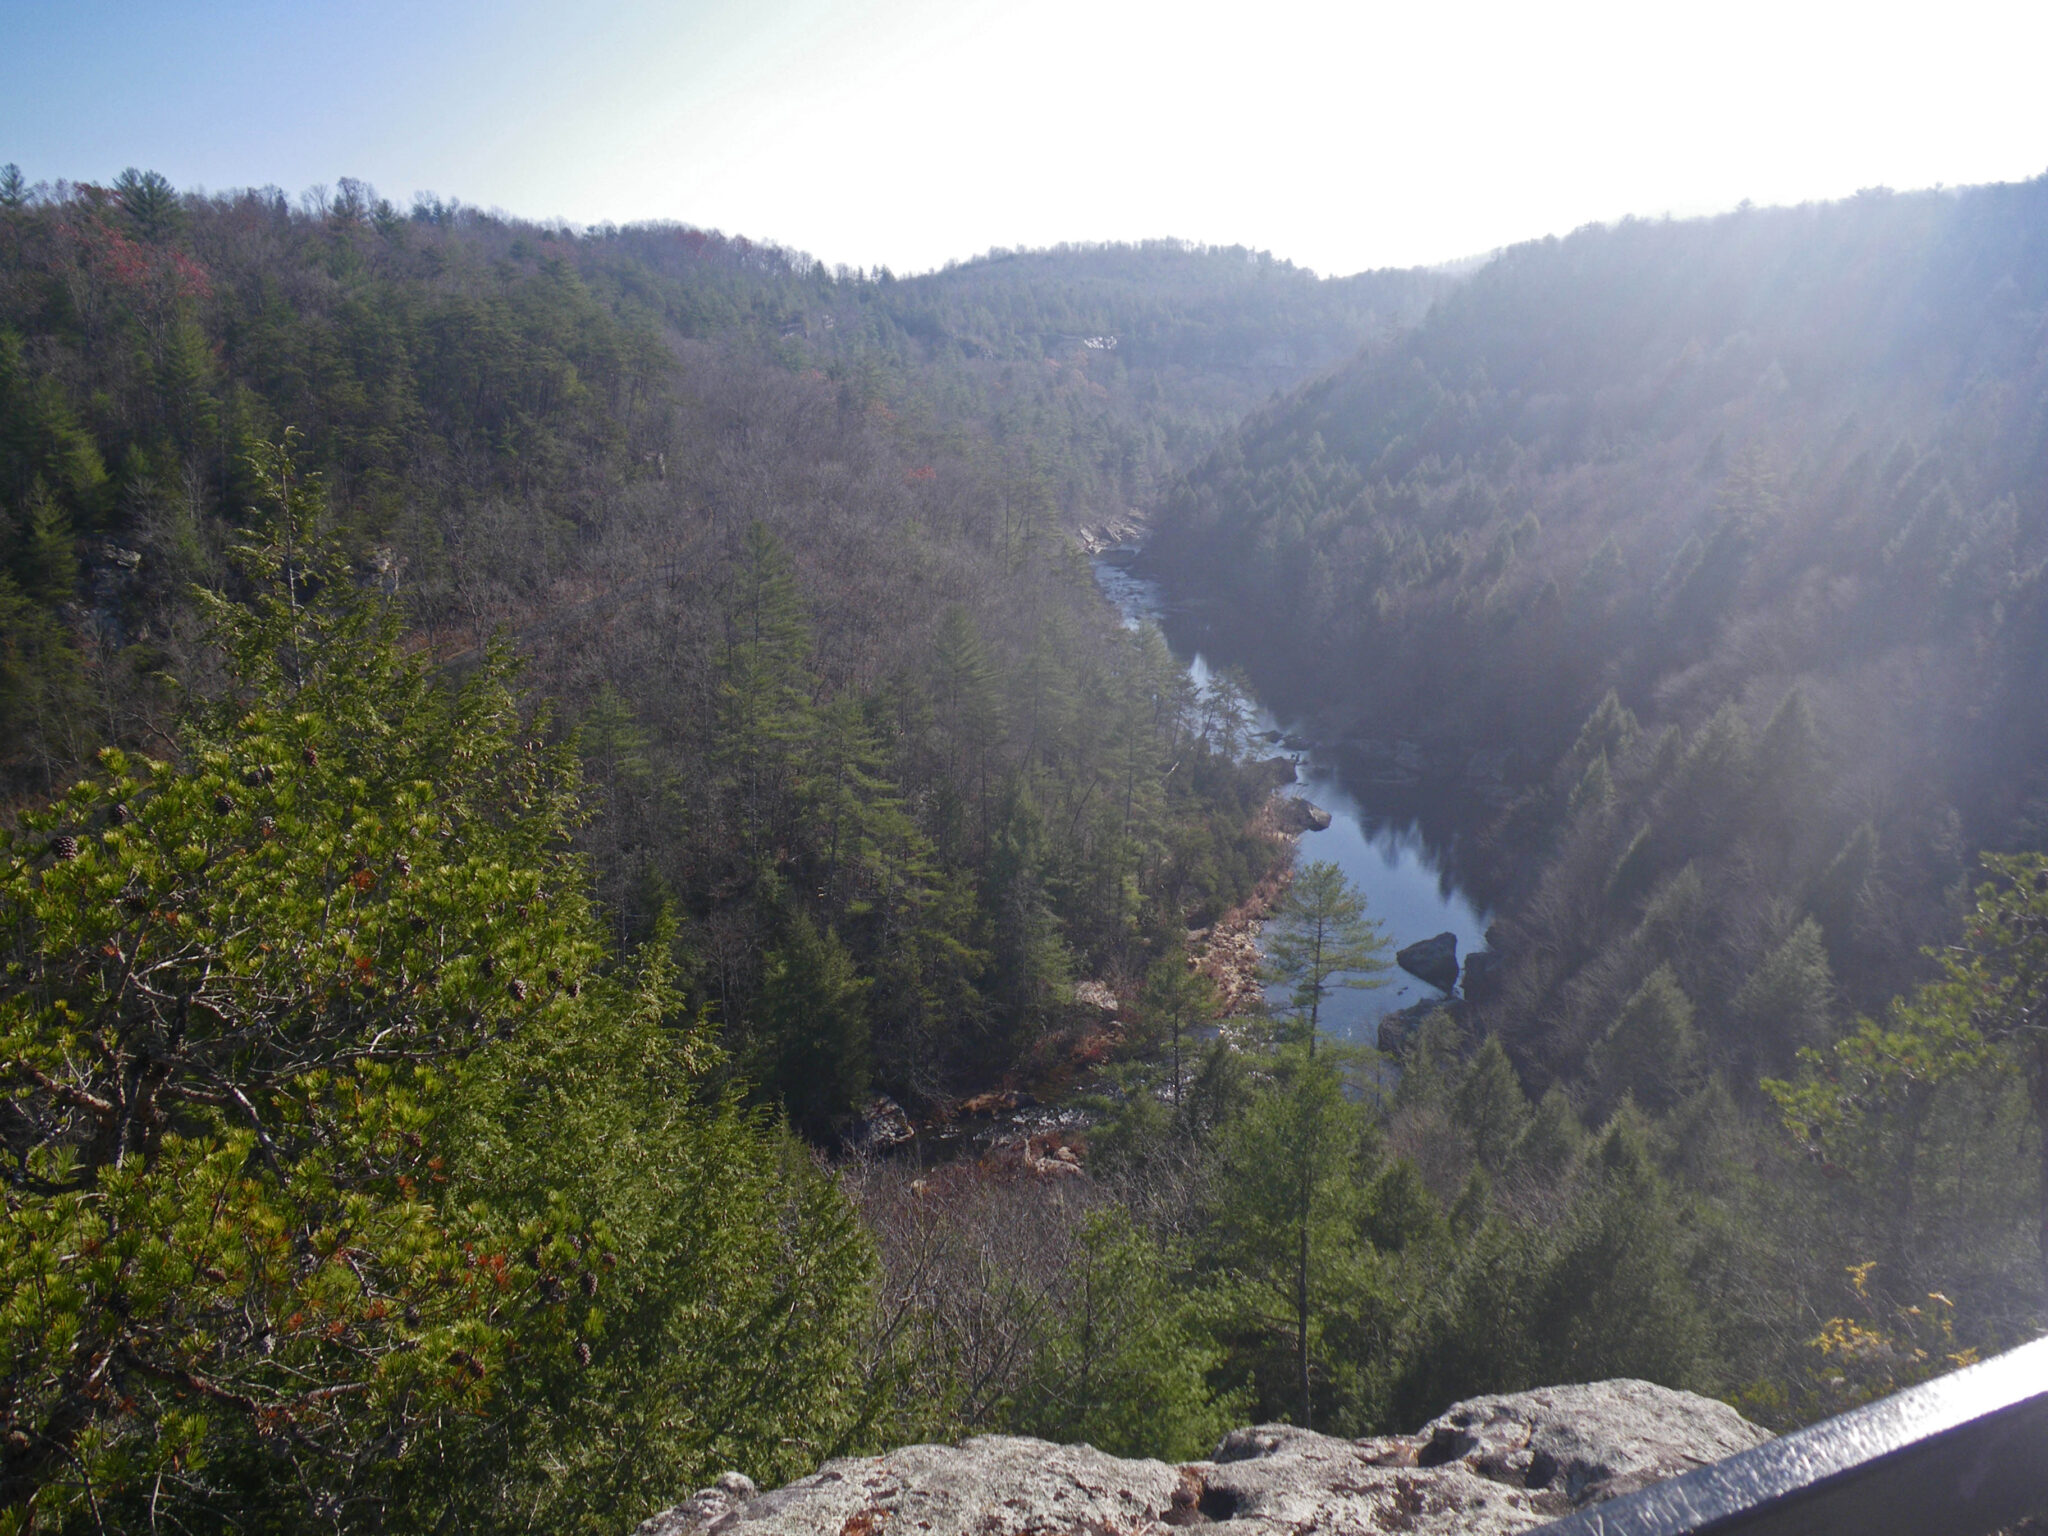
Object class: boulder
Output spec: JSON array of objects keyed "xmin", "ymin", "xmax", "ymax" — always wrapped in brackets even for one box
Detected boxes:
[
  {"xmin": 1273, "ymin": 798, "xmax": 1333, "ymax": 834},
  {"xmin": 841, "ymin": 1094, "xmax": 915, "ymax": 1152},
  {"xmin": 1073, "ymin": 979, "xmax": 1119, "ymax": 1014},
  {"xmin": 1396, "ymin": 932, "xmax": 1460, "ymax": 993},
  {"xmin": 634, "ymin": 1379, "xmax": 1769, "ymax": 1536}
]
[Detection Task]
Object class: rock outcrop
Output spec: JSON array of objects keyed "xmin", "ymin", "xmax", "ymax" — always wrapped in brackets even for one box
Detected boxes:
[
  {"xmin": 1272, "ymin": 798, "xmax": 1333, "ymax": 834},
  {"xmin": 1395, "ymin": 931, "xmax": 1460, "ymax": 993},
  {"xmin": 636, "ymin": 1380, "xmax": 1768, "ymax": 1536}
]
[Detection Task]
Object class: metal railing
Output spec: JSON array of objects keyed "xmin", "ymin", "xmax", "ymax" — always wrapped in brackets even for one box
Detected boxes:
[{"xmin": 1531, "ymin": 1334, "xmax": 2048, "ymax": 1536}]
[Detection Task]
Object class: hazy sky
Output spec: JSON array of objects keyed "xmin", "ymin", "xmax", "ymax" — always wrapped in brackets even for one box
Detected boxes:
[{"xmin": 6, "ymin": 0, "xmax": 2045, "ymax": 276}]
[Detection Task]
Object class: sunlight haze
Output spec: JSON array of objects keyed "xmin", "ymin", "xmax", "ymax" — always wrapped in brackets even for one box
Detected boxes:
[{"xmin": 7, "ymin": 0, "xmax": 2047, "ymax": 272}]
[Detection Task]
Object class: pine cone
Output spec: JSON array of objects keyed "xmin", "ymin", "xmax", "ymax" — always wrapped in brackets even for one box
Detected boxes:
[
  {"xmin": 547, "ymin": 968, "xmax": 563, "ymax": 987},
  {"xmin": 258, "ymin": 816, "xmax": 277, "ymax": 839},
  {"xmin": 109, "ymin": 802, "xmax": 132, "ymax": 826},
  {"xmin": 392, "ymin": 853, "xmax": 412, "ymax": 877},
  {"xmin": 508, "ymin": 978, "xmax": 530, "ymax": 1002},
  {"xmin": 580, "ymin": 1271, "xmax": 598, "ymax": 1298},
  {"xmin": 567, "ymin": 979, "xmax": 583, "ymax": 999},
  {"xmin": 213, "ymin": 792, "xmax": 234, "ymax": 815},
  {"xmin": 574, "ymin": 1340, "xmax": 592, "ymax": 1368},
  {"xmin": 50, "ymin": 835, "xmax": 80, "ymax": 861},
  {"xmin": 302, "ymin": 745, "xmax": 320, "ymax": 767}
]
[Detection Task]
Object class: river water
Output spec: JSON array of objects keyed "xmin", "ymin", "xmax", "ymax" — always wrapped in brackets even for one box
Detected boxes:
[{"xmin": 1093, "ymin": 558, "xmax": 1490, "ymax": 1045}]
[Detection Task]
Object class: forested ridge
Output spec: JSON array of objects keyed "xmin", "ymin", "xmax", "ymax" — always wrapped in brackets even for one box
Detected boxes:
[
  {"xmin": 1150, "ymin": 174, "xmax": 2048, "ymax": 1420},
  {"xmin": 4, "ymin": 162, "xmax": 2048, "ymax": 1533}
]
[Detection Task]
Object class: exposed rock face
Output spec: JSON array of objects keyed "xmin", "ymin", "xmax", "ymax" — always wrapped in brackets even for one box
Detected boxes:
[
  {"xmin": 840, "ymin": 1094, "xmax": 914, "ymax": 1152},
  {"xmin": 636, "ymin": 1380, "xmax": 1768, "ymax": 1536},
  {"xmin": 1272, "ymin": 798, "xmax": 1333, "ymax": 834},
  {"xmin": 1396, "ymin": 931, "xmax": 1460, "ymax": 993}
]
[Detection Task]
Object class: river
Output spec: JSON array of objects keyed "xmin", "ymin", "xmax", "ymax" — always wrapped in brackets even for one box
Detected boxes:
[{"xmin": 1092, "ymin": 557, "xmax": 1490, "ymax": 1046}]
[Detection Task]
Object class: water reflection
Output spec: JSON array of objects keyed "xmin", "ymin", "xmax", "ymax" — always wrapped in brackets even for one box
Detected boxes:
[{"xmin": 1093, "ymin": 559, "xmax": 1489, "ymax": 1043}]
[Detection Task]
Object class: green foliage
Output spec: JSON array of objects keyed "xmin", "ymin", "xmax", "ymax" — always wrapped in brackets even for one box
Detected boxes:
[
  {"xmin": 1134, "ymin": 951, "xmax": 1219, "ymax": 1104},
  {"xmin": 752, "ymin": 911, "xmax": 872, "ymax": 1136},
  {"xmin": 1260, "ymin": 860, "xmax": 1390, "ymax": 1042},
  {"xmin": 1205, "ymin": 1040, "xmax": 1382, "ymax": 1429},
  {"xmin": 1004, "ymin": 1210, "xmax": 1240, "ymax": 1460},
  {"xmin": 0, "ymin": 446, "xmax": 875, "ymax": 1531},
  {"xmin": 1591, "ymin": 965, "xmax": 1702, "ymax": 1115},
  {"xmin": 1531, "ymin": 1109, "xmax": 1714, "ymax": 1387},
  {"xmin": 1730, "ymin": 917, "xmax": 1836, "ymax": 1072},
  {"xmin": 1455, "ymin": 1036, "xmax": 1532, "ymax": 1173},
  {"xmin": 1767, "ymin": 852, "xmax": 2048, "ymax": 1310}
]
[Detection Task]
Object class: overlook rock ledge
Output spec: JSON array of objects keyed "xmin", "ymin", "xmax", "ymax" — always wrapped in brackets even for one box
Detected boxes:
[{"xmin": 635, "ymin": 1380, "xmax": 1768, "ymax": 1536}]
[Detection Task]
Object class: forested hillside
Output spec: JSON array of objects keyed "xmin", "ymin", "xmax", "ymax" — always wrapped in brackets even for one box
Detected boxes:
[
  {"xmin": 1150, "ymin": 175, "xmax": 2048, "ymax": 1400},
  {"xmin": 0, "ymin": 170, "xmax": 1450, "ymax": 1107},
  {"xmin": 0, "ymin": 167, "xmax": 1453, "ymax": 1530},
  {"xmin": 7, "ymin": 162, "xmax": 2048, "ymax": 1534}
]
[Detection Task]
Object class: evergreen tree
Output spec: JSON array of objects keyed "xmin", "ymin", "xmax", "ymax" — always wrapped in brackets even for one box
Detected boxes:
[
  {"xmin": 1006, "ymin": 1210, "xmax": 1239, "ymax": 1460},
  {"xmin": 716, "ymin": 522, "xmax": 816, "ymax": 861},
  {"xmin": 1262, "ymin": 860, "xmax": 1390, "ymax": 1047},
  {"xmin": 1455, "ymin": 1035, "xmax": 1533, "ymax": 1173},
  {"xmin": 113, "ymin": 167, "xmax": 184, "ymax": 244},
  {"xmin": 0, "ymin": 444, "xmax": 878, "ymax": 1531},
  {"xmin": 1591, "ymin": 964, "xmax": 1702, "ymax": 1115},
  {"xmin": 1207, "ymin": 1042, "xmax": 1371, "ymax": 1429},
  {"xmin": 1730, "ymin": 917, "xmax": 1837, "ymax": 1072},
  {"xmin": 1531, "ymin": 1110, "xmax": 1713, "ymax": 1389},
  {"xmin": 1137, "ymin": 951, "xmax": 1219, "ymax": 1105},
  {"xmin": 753, "ymin": 910, "xmax": 872, "ymax": 1136}
]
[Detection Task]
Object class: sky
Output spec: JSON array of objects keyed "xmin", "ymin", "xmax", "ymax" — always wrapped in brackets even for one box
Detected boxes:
[{"xmin": 5, "ymin": 0, "xmax": 2046, "ymax": 277}]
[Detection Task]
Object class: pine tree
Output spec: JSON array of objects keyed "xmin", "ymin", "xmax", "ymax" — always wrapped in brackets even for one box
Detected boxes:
[
  {"xmin": 1262, "ymin": 860, "xmax": 1391, "ymax": 1048},
  {"xmin": 1456, "ymin": 1035, "xmax": 1533, "ymax": 1173},
  {"xmin": 113, "ymin": 167, "xmax": 184, "ymax": 244},
  {"xmin": 1591, "ymin": 964, "xmax": 1702, "ymax": 1115},
  {"xmin": 1207, "ymin": 1041, "xmax": 1368, "ymax": 1429},
  {"xmin": 753, "ymin": 910, "xmax": 872, "ymax": 1136},
  {"xmin": 1137, "ymin": 951, "xmax": 1219, "ymax": 1105},
  {"xmin": 716, "ymin": 522, "xmax": 816, "ymax": 862},
  {"xmin": 1006, "ymin": 1210, "xmax": 1239, "ymax": 1460},
  {"xmin": 1730, "ymin": 917, "xmax": 1837, "ymax": 1072},
  {"xmin": 1531, "ymin": 1109, "xmax": 1713, "ymax": 1389}
]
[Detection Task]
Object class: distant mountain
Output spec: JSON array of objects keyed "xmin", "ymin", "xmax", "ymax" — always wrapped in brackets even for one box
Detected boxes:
[{"xmin": 605, "ymin": 230, "xmax": 1453, "ymax": 526}]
